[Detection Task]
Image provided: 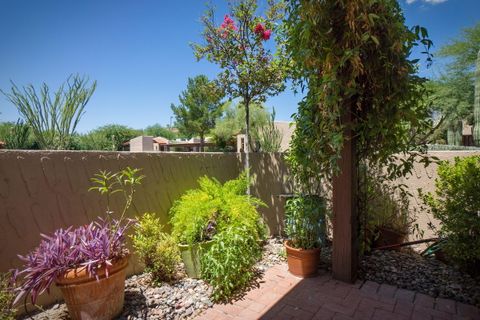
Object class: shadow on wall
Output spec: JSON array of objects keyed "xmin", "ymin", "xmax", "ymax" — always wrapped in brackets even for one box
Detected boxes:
[
  {"xmin": 0, "ymin": 150, "xmax": 244, "ymax": 309},
  {"xmin": 0, "ymin": 150, "xmax": 293, "ymax": 310},
  {"xmin": 249, "ymin": 152, "xmax": 293, "ymax": 236}
]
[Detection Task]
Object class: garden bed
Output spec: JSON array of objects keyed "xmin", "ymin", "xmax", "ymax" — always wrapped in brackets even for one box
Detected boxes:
[
  {"xmin": 18, "ymin": 238, "xmax": 286, "ymax": 320},
  {"xmin": 359, "ymin": 250, "xmax": 480, "ymax": 307},
  {"xmin": 320, "ymin": 245, "xmax": 480, "ymax": 307}
]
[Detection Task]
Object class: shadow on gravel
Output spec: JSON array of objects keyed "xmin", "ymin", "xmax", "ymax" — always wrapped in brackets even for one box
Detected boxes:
[{"xmin": 117, "ymin": 288, "xmax": 148, "ymax": 319}]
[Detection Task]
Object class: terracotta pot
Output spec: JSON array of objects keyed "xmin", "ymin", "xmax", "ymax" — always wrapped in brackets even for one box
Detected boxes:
[
  {"xmin": 284, "ymin": 240, "xmax": 320, "ymax": 278},
  {"xmin": 373, "ymin": 227, "xmax": 407, "ymax": 250},
  {"xmin": 55, "ymin": 256, "xmax": 129, "ymax": 320}
]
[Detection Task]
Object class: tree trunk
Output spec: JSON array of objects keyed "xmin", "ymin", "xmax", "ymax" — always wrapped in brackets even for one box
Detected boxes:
[
  {"xmin": 245, "ymin": 100, "xmax": 251, "ymax": 195},
  {"xmin": 200, "ymin": 133, "xmax": 205, "ymax": 152}
]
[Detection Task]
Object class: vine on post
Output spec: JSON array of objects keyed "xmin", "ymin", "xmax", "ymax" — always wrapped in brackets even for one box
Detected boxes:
[{"xmin": 285, "ymin": 0, "xmax": 436, "ymax": 256}]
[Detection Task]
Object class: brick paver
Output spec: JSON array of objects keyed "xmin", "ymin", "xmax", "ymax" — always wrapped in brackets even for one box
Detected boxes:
[{"xmin": 194, "ymin": 263, "xmax": 480, "ymax": 320}]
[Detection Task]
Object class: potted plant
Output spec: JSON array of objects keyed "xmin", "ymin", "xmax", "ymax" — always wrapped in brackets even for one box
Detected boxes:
[
  {"xmin": 363, "ymin": 172, "xmax": 413, "ymax": 249},
  {"xmin": 284, "ymin": 195, "xmax": 326, "ymax": 277},
  {"xmin": 11, "ymin": 167, "xmax": 144, "ymax": 320},
  {"xmin": 169, "ymin": 172, "xmax": 267, "ymax": 285}
]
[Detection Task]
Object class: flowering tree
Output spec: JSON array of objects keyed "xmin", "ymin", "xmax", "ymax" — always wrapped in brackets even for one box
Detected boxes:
[{"xmin": 192, "ymin": 0, "xmax": 288, "ymax": 193}]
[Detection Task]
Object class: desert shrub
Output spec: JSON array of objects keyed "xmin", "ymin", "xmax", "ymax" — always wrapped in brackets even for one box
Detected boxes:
[
  {"xmin": 0, "ymin": 273, "xmax": 15, "ymax": 320},
  {"xmin": 422, "ymin": 156, "xmax": 480, "ymax": 269},
  {"xmin": 285, "ymin": 195, "xmax": 326, "ymax": 249},
  {"xmin": 132, "ymin": 213, "xmax": 180, "ymax": 283},
  {"xmin": 201, "ymin": 225, "xmax": 262, "ymax": 301}
]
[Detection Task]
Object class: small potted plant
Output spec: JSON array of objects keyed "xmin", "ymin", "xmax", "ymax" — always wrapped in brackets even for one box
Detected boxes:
[
  {"xmin": 11, "ymin": 167, "xmax": 144, "ymax": 320},
  {"xmin": 284, "ymin": 195, "xmax": 326, "ymax": 277}
]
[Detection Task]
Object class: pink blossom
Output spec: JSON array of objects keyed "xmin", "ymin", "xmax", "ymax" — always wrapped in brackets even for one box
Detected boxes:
[
  {"xmin": 220, "ymin": 14, "xmax": 237, "ymax": 31},
  {"xmin": 262, "ymin": 29, "xmax": 272, "ymax": 40},
  {"xmin": 254, "ymin": 23, "xmax": 265, "ymax": 35}
]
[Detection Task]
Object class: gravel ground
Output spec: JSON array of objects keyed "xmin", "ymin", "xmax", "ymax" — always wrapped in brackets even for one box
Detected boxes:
[
  {"xmin": 319, "ymin": 246, "xmax": 480, "ymax": 307},
  {"xmin": 359, "ymin": 249, "xmax": 480, "ymax": 307},
  {"xmin": 18, "ymin": 237, "xmax": 286, "ymax": 320}
]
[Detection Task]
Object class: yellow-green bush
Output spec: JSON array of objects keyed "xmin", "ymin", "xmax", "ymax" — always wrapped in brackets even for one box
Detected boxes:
[
  {"xmin": 0, "ymin": 273, "xmax": 15, "ymax": 320},
  {"xmin": 423, "ymin": 156, "xmax": 480, "ymax": 270},
  {"xmin": 131, "ymin": 213, "xmax": 180, "ymax": 283}
]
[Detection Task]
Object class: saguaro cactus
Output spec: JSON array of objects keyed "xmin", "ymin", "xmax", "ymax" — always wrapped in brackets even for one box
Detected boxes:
[
  {"xmin": 447, "ymin": 120, "xmax": 463, "ymax": 146},
  {"xmin": 473, "ymin": 50, "xmax": 480, "ymax": 145}
]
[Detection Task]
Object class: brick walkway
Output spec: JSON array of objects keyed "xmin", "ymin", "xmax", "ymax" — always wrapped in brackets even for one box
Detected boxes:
[{"xmin": 195, "ymin": 263, "xmax": 480, "ymax": 320}]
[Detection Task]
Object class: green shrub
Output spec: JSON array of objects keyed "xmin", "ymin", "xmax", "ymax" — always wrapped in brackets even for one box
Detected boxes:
[
  {"xmin": 0, "ymin": 272, "xmax": 15, "ymax": 320},
  {"xmin": 170, "ymin": 172, "xmax": 266, "ymax": 245},
  {"xmin": 170, "ymin": 172, "xmax": 267, "ymax": 300},
  {"xmin": 422, "ymin": 156, "xmax": 480, "ymax": 268},
  {"xmin": 131, "ymin": 213, "xmax": 180, "ymax": 283},
  {"xmin": 201, "ymin": 225, "xmax": 262, "ymax": 301},
  {"xmin": 285, "ymin": 195, "xmax": 326, "ymax": 249}
]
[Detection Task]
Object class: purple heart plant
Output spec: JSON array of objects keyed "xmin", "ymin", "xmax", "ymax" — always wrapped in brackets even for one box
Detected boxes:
[{"xmin": 11, "ymin": 167, "xmax": 144, "ymax": 306}]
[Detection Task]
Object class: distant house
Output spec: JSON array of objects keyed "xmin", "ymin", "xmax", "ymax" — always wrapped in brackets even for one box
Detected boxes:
[
  {"xmin": 128, "ymin": 136, "xmax": 214, "ymax": 152},
  {"xmin": 237, "ymin": 121, "xmax": 295, "ymax": 152},
  {"xmin": 462, "ymin": 122, "xmax": 473, "ymax": 146}
]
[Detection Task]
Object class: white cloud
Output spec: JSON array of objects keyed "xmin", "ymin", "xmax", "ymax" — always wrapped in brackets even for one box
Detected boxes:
[{"xmin": 407, "ymin": 0, "xmax": 448, "ymax": 4}]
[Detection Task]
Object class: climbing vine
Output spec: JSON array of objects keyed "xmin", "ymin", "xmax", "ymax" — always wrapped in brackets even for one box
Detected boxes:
[{"xmin": 285, "ymin": 0, "xmax": 435, "ymax": 194}]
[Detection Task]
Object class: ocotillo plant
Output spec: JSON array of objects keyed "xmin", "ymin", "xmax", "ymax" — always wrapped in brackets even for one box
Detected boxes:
[{"xmin": 473, "ymin": 50, "xmax": 480, "ymax": 145}]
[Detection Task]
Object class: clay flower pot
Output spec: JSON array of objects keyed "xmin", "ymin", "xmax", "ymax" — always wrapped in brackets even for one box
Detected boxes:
[
  {"xmin": 55, "ymin": 256, "xmax": 129, "ymax": 320},
  {"xmin": 373, "ymin": 227, "xmax": 407, "ymax": 250},
  {"xmin": 284, "ymin": 240, "xmax": 320, "ymax": 278}
]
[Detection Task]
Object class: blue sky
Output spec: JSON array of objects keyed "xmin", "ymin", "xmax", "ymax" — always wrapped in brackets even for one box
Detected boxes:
[{"xmin": 0, "ymin": 0, "xmax": 478, "ymax": 133}]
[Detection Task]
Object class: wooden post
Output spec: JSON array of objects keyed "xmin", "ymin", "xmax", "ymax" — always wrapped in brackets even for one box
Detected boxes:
[{"xmin": 332, "ymin": 106, "xmax": 358, "ymax": 283}]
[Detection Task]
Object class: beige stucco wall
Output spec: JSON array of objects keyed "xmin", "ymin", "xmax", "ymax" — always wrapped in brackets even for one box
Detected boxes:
[
  {"xmin": 2, "ymin": 149, "xmax": 478, "ymax": 309},
  {"xmin": 129, "ymin": 136, "xmax": 154, "ymax": 152},
  {"xmin": 0, "ymin": 150, "xmax": 291, "ymax": 309},
  {"xmin": 398, "ymin": 151, "xmax": 480, "ymax": 243}
]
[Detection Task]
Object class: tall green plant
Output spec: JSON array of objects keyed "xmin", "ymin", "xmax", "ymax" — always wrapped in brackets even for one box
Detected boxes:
[
  {"xmin": 201, "ymin": 225, "xmax": 262, "ymax": 301},
  {"xmin": 192, "ymin": 0, "xmax": 288, "ymax": 193},
  {"xmin": 2, "ymin": 75, "xmax": 96, "ymax": 150},
  {"xmin": 4, "ymin": 120, "xmax": 31, "ymax": 149},
  {"xmin": 437, "ymin": 22, "xmax": 480, "ymax": 145},
  {"xmin": 212, "ymin": 102, "xmax": 270, "ymax": 151},
  {"xmin": 171, "ymin": 75, "xmax": 224, "ymax": 151},
  {"xmin": 252, "ymin": 108, "xmax": 282, "ymax": 152},
  {"xmin": 474, "ymin": 50, "xmax": 480, "ymax": 144},
  {"xmin": 285, "ymin": 195, "xmax": 326, "ymax": 249}
]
